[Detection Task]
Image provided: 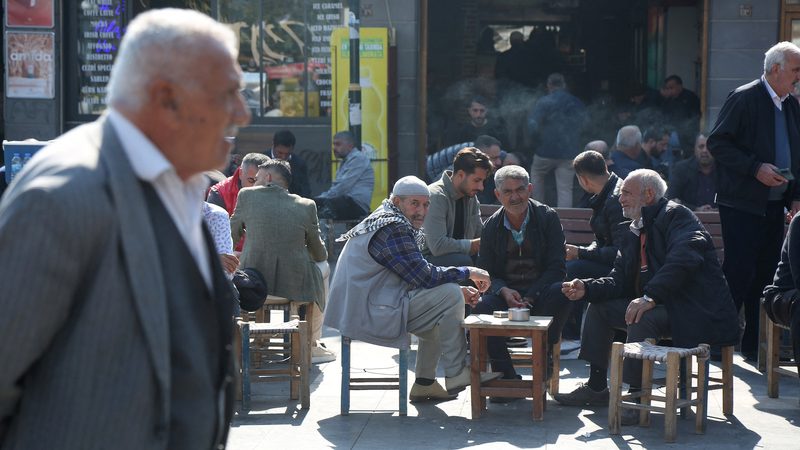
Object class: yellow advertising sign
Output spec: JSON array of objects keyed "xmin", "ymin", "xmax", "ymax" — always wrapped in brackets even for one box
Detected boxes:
[{"xmin": 330, "ymin": 27, "xmax": 388, "ymax": 210}]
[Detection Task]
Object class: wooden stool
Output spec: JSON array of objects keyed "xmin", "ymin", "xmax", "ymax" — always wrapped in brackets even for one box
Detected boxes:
[
  {"xmin": 234, "ymin": 315, "xmax": 310, "ymax": 411},
  {"xmin": 340, "ymin": 336, "xmax": 408, "ymax": 416},
  {"xmin": 609, "ymin": 341, "xmax": 710, "ymax": 443},
  {"xmin": 766, "ymin": 314, "xmax": 798, "ymax": 398}
]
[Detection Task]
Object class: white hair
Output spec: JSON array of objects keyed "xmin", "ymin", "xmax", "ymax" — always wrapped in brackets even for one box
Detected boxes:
[
  {"xmin": 106, "ymin": 9, "xmax": 238, "ymax": 111},
  {"xmin": 494, "ymin": 165, "xmax": 529, "ymax": 189},
  {"xmin": 616, "ymin": 125, "xmax": 642, "ymax": 150},
  {"xmin": 763, "ymin": 41, "xmax": 800, "ymax": 74},
  {"xmin": 627, "ymin": 168, "xmax": 667, "ymax": 200}
]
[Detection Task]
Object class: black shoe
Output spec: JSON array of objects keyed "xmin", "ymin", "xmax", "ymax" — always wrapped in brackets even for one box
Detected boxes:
[
  {"xmin": 506, "ymin": 337, "xmax": 528, "ymax": 347},
  {"xmin": 620, "ymin": 408, "xmax": 640, "ymax": 426},
  {"xmin": 553, "ymin": 383, "xmax": 609, "ymax": 407}
]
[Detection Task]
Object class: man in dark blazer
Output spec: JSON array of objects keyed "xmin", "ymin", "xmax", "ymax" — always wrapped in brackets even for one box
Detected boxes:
[
  {"xmin": 708, "ymin": 41, "xmax": 800, "ymax": 361},
  {"xmin": 268, "ymin": 129, "xmax": 311, "ymax": 198},
  {"xmin": 0, "ymin": 9, "xmax": 251, "ymax": 449}
]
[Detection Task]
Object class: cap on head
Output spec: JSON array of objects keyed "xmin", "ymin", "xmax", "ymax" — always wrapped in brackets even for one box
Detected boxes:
[{"xmin": 392, "ymin": 176, "xmax": 430, "ymax": 197}]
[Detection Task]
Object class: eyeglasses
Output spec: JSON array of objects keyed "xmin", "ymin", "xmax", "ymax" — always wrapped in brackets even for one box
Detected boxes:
[{"xmin": 246, "ymin": 177, "xmax": 257, "ymax": 184}]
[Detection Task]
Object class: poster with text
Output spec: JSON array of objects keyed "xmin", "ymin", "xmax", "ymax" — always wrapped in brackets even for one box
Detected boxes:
[
  {"xmin": 6, "ymin": 0, "xmax": 55, "ymax": 28},
  {"xmin": 6, "ymin": 32, "xmax": 55, "ymax": 99}
]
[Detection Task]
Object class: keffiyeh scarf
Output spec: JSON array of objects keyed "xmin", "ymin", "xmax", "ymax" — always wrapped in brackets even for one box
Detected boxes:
[{"xmin": 336, "ymin": 199, "xmax": 426, "ymax": 249}]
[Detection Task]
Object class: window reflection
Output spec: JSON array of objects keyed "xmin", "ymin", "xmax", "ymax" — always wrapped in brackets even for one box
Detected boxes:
[{"xmin": 219, "ymin": 1, "xmax": 341, "ymax": 119}]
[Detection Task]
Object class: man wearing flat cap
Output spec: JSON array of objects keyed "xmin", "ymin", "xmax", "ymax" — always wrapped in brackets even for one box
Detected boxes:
[{"xmin": 325, "ymin": 176, "xmax": 501, "ymax": 402}]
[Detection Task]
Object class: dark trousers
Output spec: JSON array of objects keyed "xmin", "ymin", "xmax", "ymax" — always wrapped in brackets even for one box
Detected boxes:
[
  {"xmin": 315, "ymin": 196, "xmax": 368, "ymax": 220},
  {"xmin": 563, "ymin": 259, "xmax": 613, "ymax": 340},
  {"xmin": 763, "ymin": 288, "xmax": 800, "ymax": 374},
  {"xmin": 579, "ymin": 299, "xmax": 671, "ymax": 386},
  {"xmin": 719, "ymin": 202, "xmax": 785, "ymax": 356},
  {"xmin": 471, "ymin": 283, "xmax": 571, "ymax": 378}
]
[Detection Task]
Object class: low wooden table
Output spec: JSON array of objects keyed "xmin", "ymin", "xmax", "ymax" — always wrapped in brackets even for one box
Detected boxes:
[{"xmin": 463, "ymin": 314, "xmax": 552, "ymax": 421}]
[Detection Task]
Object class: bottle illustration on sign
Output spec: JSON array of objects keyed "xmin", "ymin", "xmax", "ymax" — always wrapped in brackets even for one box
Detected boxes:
[
  {"xmin": 10, "ymin": 153, "xmax": 22, "ymax": 180},
  {"xmin": 359, "ymin": 67, "xmax": 385, "ymax": 162},
  {"xmin": 22, "ymin": 153, "xmax": 32, "ymax": 168}
]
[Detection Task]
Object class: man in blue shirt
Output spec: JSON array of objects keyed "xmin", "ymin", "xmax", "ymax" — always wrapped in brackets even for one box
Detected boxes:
[{"xmin": 315, "ymin": 130, "xmax": 375, "ymax": 220}]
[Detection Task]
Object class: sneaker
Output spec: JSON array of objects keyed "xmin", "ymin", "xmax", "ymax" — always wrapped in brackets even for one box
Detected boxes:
[
  {"xmin": 553, "ymin": 383, "xmax": 609, "ymax": 407},
  {"xmin": 445, "ymin": 365, "xmax": 503, "ymax": 395},
  {"xmin": 311, "ymin": 345, "xmax": 336, "ymax": 364},
  {"xmin": 409, "ymin": 381, "xmax": 458, "ymax": 403}
]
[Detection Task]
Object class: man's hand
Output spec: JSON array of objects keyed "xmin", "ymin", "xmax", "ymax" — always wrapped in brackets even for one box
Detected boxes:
[
  {"xmin": 565, "ymin": 244, "xmax": 579, "ymax": 261},
  {"xmin": 625, "ymin": 297, "xmax": 656, "ymax": 325},
  {"xmin": 499, "ymin": 287, "xmax": 525, "ymax": 308},
  {"xmin": 561, "ymin": 279, "xmax": 585, "ymax": 301},
  {"xmin": 469, "ymin": 238, "xmax": 481, "ymax": 255},
  {"xmin": 789, "ymin": 200, "xmax": 800, "ymax": 222},
  {"xmin": 461, "ymin": 286, "xmax": 481, "ymax": 307},
  {"xmin": 695, "ymin": 204, "xmax": 714, "ymax": 212},
  {"xmin": 466, "ymin": 267, "xmax": 491, "ymax": 293},
  {"xmin": 756, "ymin": 163, "xmax": 788, "ymax": 187},
  {"xmin": 219, "ymin": 253, "xmax": 240, "ymax": 274}
]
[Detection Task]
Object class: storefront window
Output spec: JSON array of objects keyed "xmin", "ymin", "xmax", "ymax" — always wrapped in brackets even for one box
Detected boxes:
[{"xmin": 218, "ymin": 0, "xmax": 343, "ymax": 120}]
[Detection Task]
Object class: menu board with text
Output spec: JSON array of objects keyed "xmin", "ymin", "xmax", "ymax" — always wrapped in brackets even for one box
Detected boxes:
[
  {"xmin": 307, "ymin": 2, "xmax": 343, "ymax": 116},
  {"xmin": 75, "ymin": 0, "xmax": 126, "ymax": 115}
]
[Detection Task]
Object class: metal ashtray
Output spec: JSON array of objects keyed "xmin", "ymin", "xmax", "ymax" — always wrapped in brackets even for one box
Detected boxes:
[
  {"xmin": 508, "ymin": 307, "xmax": 530, "ymax": 321},
  {"xmin": 493, "ymin": 310, "xmax": 508, "ymax": 319}
]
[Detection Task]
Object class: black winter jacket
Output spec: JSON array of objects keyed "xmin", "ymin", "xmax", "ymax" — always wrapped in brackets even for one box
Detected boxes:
[
  {"xmin": 477, "ymin": 199, "xmax": 566, "ymax": 302},
  {"xmin": 708, "ymin": 79, "xmax": 800, "ymax": 215},
  {"xmin": 584, "ymin": 198, "xmax": 739, "ymax": 347},
  {"xmin": 577, "ymin": 173, "xmax": 630, "ymax": 265}
]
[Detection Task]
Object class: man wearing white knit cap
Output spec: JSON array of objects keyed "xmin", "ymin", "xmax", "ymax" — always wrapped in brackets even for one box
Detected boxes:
[{"xmin": 326, "ymin": 176, "xmax": 501, "ymax": 401}]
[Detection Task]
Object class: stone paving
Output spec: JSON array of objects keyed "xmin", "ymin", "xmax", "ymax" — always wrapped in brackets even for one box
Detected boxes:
[{"xmin": 228, "ymin": 328, "xmax": 800, "ymax": 450}]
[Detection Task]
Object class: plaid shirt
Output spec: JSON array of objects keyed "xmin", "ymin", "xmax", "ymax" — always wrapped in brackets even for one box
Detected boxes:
[{"xmin": 368, "ymin": 222, "xmax": 469, "ymax": 289}]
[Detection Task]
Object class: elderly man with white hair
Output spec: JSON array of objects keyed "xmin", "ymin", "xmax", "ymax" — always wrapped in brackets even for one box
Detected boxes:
[
  {"xmin": 0, "ymin": 9, "xmax": 250, "ymax": 449},
  {"xmin": 708, "ymin": 41, "xmax": 800, "ymax": 361},
  {"xmin": 325, "ymin": 176, "xmax": 501, "ymax": 403},
  {"xmin": 555, "ymin": 169, "xmax": 738, "ymax": 425},
  {"xmin": 610, "ymin": 125, "xmax": 652, "ymax": 180}
]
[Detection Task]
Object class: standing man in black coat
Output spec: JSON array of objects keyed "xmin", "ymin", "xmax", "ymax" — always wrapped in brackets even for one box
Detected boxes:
[
  {"xmin": 268, "ymin": 129, "xmax": 311, "ymax": 198},
  {"xmin": 708, "ymin": 41, "xmax": 800, "ymax": 361},
  {"xmin": 555, "ymin": 169, "xmax": 738, "ymax": 425}
]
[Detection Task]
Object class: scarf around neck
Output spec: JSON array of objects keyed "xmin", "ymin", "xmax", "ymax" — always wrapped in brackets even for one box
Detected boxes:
[{"xmin": 336, "ymin": 198, "xmax": 426, "ymax": 249}]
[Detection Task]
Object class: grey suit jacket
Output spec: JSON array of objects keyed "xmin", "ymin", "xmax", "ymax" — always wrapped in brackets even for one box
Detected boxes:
[{"xmin": 0, "ymin": 116, "xmax": 231, "ymax": 449}]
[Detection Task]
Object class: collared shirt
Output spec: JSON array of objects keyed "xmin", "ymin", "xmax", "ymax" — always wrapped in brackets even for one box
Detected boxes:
[
  {"xmin": 503, "ymin": 205, "xmax": 530, "ymax": 247},
  {"xmin": 203, "ymin": 202, "xmax": 233, "ymax": 255},
  {"xmin": 368, "ymin": 222, "xmax": 469, "ymax": 289},
  {"xmin": 318, "ymin": 149, "xmax": 374, "ymax": 211},
  {"xmin": 629, "ymin": 217, "xmax": 644, "ymax": 236},
  {"xmin": 762, "ymin": 75, "xmax": 789, "ymax": 111},
  {"xmin": 108, "ymin": 109, "xmax": 212, "ymax": 288}
]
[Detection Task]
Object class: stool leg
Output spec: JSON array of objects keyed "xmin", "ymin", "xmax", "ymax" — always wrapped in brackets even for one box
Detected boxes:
[
  {"xmin": 608, "ymin": 342, "xmax": 624, "ymax": 435},
  {"xmin": 299, "ymin": 320, "xmax": 310, "ymax": 410},
  {"xmin": 664, "ymin": 352, "xmax": 679, "ymax": 443},
  {"xmin": 767, "ymin": 317, "xmax": 781, "ymax": 398},
  {"xmin": 640, "ymin": 359, "xmax": 653, "ymax": 427},
  {"xmin": 721, "ymin": 345, "xmax": 734, "ymax": 416},
  {"xmin": 290, "ymin": 327, "xmax": 300, "ymax": 401},
  {"xmin": 680, "ymin": 355, "xmax": 692, "ymax": 419},
  {"xmin": 549, "ymin": 340, "xmax": 560, "ymax": 396},
  {"xmin": 234, "ymin": 321, "xmax": 243, "ymax": 403},
  {"xmin": 695, "ymin": 345, "xmax": 709, "ymax": 435},
  {"xmin": 399, "ymin": 349, "xmax": 408, "ymax": 416},
  {"xmin": 341, "ymin": 336, "xmax": 351, "ymax": 415},
  {"xmin": 242, "ymin": 323, "xmax": 251, "ymax": 412},
  {"xmin": 470, "ymin": 329, "xmax": 482, "ymax": 420}
]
